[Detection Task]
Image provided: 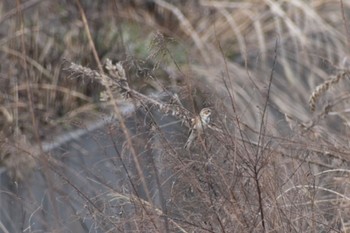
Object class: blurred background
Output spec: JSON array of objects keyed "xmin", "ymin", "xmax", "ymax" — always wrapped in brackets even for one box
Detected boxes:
[{"xmin": 1, "ymin": 0, "xmax": 350, "ymax": 232}]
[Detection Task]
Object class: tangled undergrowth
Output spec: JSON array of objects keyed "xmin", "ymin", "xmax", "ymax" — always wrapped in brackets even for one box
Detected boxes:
[{"xmin": 1, "ymin": 0, "xmax": 350, "ymax": 232}]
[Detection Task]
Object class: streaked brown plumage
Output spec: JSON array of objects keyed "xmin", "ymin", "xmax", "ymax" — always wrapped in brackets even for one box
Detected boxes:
[{"xmin": 184, "ymin": 108, "xmax": 211, "ymax": 149}]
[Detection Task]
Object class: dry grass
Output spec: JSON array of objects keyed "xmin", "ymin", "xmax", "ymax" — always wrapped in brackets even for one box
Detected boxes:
[
  {"xmin": 1, "ymin": 0, "xmax": 350, "ymax": 232},
  {"xmin": 309, "ymin": 70, "xmax": 350, "ymax": 112}
]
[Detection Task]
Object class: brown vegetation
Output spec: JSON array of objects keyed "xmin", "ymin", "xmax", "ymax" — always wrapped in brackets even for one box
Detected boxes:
[{"xmin": 1, "ymin": 0, "xmax": 350, "ymax": 232}]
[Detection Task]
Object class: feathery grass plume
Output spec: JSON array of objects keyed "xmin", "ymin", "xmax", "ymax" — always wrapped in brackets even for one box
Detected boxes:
[
  {"xmin": 309, "ymin": 70, "xmax": 350, "ymax": 112},
  {"xmin": 64, "ymin": 60, "xmax": 128, "ymax": 101},
  {"xmin": 103, "ymin": 59, "xmax": 130, "ymax": 99},
  {"xmin": 148, "ymin": 32, "xmax": 170, "ymax": 66},
  {"xmin": 64, "ymin": 61, "xmax": 103, "ymax": 80},
  {"xmin": 65, "ymin": 60, "xmax": 195, "ymax": 127}
]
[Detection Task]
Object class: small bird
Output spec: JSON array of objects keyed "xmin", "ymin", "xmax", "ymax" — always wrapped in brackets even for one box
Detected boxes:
[{"xmin": 184, "ymin": 108, "xmax": 212, "ymax": 149}]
